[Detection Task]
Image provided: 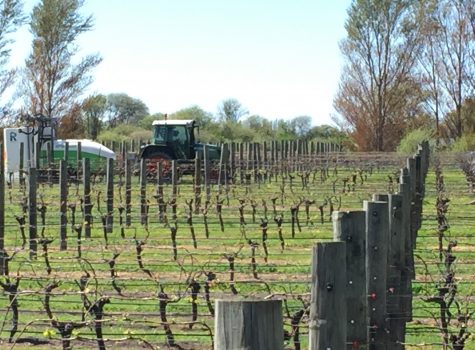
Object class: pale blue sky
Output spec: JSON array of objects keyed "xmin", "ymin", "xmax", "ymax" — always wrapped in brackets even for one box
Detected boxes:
[{"xmin": 12, "ymin": 1, "xmax": 352, "ymax": 126}]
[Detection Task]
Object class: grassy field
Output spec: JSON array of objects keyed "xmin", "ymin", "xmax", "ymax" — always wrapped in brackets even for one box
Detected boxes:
[{"xmin": 0, "ymin": 152, "xmax": 473, "ymax": 349}]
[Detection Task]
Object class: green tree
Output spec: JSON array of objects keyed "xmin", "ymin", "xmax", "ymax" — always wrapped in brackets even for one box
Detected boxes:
[
  {"xmin": 218, "ymin": 98, "xmax": 248, "ymax": 122},
  {"xmin": 22, "ymin": 0, "xmax": 101, "ymax": 120},
  {"xmin": 273, "ymin": 119, "xmax": 296, "ymax": 140},
  {"xmin": 105, "ymin": 93, "xmax": 149, "ymax": 127},
  {"xmin": 243, "ymin": 115, "xmax": 274, "ymax": 140},
  {"xmin": 82, "ymin": 93, "xmax": 106, "ymax": 140},
  {"xmin": 170, "ymin": 105, "xmax": 214, "ymax": 127},
  {"xmin": 289, "ymin": 116, "xmax": 312, "ymax": 138},
  {"xmin": 334, "ymin": 0, "xmax": 424, "ymax": 151}
]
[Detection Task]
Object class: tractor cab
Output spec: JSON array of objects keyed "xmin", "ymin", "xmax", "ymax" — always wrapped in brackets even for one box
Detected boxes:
[
  {"xmin": 150, "ymin": 119, "xmax": 197, "ymax": 159},
  {"xmin": 139, "ymin": 119, "xmax": 198, "ymax": 161}
]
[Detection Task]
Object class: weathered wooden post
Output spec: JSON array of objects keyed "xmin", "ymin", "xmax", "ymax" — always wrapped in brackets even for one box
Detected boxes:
[
  {"xmin": 214, "ymin": 299, "xmax": 283, "ymax": 350},
  {"xmin": 364, "ymin": 200, "xmax": 390, "ymax": 349},
  {"xmin": 217, "ymin": 143, "xmax": 227, "ymax": 189},
  {"xmin": 59, "ymin": 160, "xmax": 68, "ymax": 250},
  {"xmin": 140, "ymin": 158, "xmax": 147, "ymax": 226},
  {"xmin": 192, "ymin": 154, "xmax": 201, "ymax": 215},
  {"xmin": 333, "ymin": 211, "xmax": 367, "ymax": 349},
  {"xmin": 0, "ymin": 142, "xmax": 5, "ymax": 274},
  {"xmin": 28, "ymin": 167, "xmax": 38, "ymax": 259},
  {"xmin": 106, "ymin": 158, "xmax": 114, "ymax": 233},
  {"xmin": 387, "ymin": 194, "xmax": 406, "ymax": 349},
  {"xmin": 229, "ymin": 142, "xmax": 235, "ymax": 182},
  {"xmin": 76, "ymin": 141, "xmax": 82, "ymax": 181},
  {"xmin": 309, "ymin": 242, "xmax": 347, "ymax": 350},
  {"xmin": 83, "ymin": 158, "xmax": 92, "ymax": 238},
  {"xmin": 19, "ymin": 142, "xmax": 25, "ymax": 188},
  {"xmin": 125, "ymin": 156, "xmax": 132, "ymax": 227},
  {"xmin": 399, "ymin": 167, "xmax": 413, "ymax": 322},
  {"xmin": 203, "ymin": 145, "xmax": 211, "ymax": 203}
]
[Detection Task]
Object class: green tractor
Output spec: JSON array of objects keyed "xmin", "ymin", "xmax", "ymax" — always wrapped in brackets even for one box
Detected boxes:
[{"xmin": 138, "ymin": 119, "xmax": 222, "ymax": 179}]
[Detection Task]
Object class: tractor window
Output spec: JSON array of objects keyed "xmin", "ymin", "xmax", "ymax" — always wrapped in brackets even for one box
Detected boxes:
[
  {"xmin": 168, "ymin": 126, "xmax": 189, "ymax": 158},
  {"xmin": 154, "ymin": 126, "xmax": 167, "ymax": 142}
]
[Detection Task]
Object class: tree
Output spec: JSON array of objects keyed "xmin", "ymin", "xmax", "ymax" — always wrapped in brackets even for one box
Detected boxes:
[
  {"xmin": 22, "ymin": 0, "xmax": 101, "ymax": 120},
  {"xmin": 334, "ymin": 0, "xmax": 424, "ymax": 151},
  {"xmin": 57, "ymin": 102, "xmax": 84, "ymax": 138},
  {"xmin": 433, "ymin": 0, "xmax": 474, "ymax": 139},
  {"xmin": 243, "ymin": 115, "xmax": 274, "ymax": 140},
  {"xmin": 170, "ymin": 105, "xmax": 213, "ymax": 127},
  {"xmin": 289, "ymin": 116, "xmax": 312, "ymax": 138},
  {"xmin": 82, "ymin": 93, "xmax": 106, "ymax": 140},
  {"xmin": 0, "ymin": 0, "xmax": 25, "ymax": 123},
  {"xmin": 218, "ymin": 98, "xmax": 248, "ymax": 123},
  {"xmin": 105, "ymin": 93, "xmax": 149, "ymax": 127}
]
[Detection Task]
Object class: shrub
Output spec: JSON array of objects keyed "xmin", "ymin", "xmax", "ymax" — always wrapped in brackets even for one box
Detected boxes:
[
  {"xmin": 397, "ymin": 128, "xmax": 434, "ymax": 154},
  {"xmin": 450, "ymin": 133, "xmax": 475, "ymax": 152}
]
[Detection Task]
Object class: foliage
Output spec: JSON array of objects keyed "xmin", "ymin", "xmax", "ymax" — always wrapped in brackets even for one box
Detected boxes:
[
  {"xmin": 170, "ymin": 105, "xmax": 213, "ymax": 127},
  {"xmin": 105, "ymin": 93, "xmax": 149, "ymax": 127},
  {"xmin": 56, "ymin": 103, "xmax": 84, "ymax": 138},
  {"xmin": 396, "ymin": 128, "xmax": 434, "ymax": 154},
  {"xmin": 289, "ymin": 116, "xmax": 312, "ymax": 138},
  {"xmin": 450, "ymin": 133, "xmax": 475, "ymax": 152},
  {"xmin": 22, "ymin": 0, "xmax": 102, "ymax": 120},
  {"xmin": 217, "ymin": 98, "xmax": 248, "ymax": 122},
  {"xmin": 137, "ymin": 113, "xmax": 163, "ymax": 130},
  {"xmin": 82, "ymin": 93, "xmax": 106, "ymax": 140},
  {"xmin": 97, "ymin": 123, "xmax": 148, "ymax": 143}
]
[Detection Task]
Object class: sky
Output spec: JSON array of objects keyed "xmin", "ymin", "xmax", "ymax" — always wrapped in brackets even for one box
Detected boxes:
[{"xmin": 11, "ymin": 0, "xmax": 352, "ymax": 126}]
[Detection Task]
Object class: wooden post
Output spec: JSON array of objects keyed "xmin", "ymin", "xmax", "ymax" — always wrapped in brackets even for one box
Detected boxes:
[
  {"xmin": 76, "ymin": 141, "xmax": 82, "ymax": 181},
  {"xmin": 364, "ymin": 200, "xmax": 390, "ymax": 348},
  {"xmin": 214, "ymin": 299, "xmax": 283, "ymax": 350},
  {"xmin": 0, "ymin": 142, "xmax": 5, "ymax": 273},
  {"xmin": 59, "ymin": 160, "xmax": 68, "ymax": 250},
  {"xmin": 333, "ymin": 211, "xmax": 367, "ymax": 349},
  {"xmin": 28, "ymin": 167, "xmax": 38, "ymax": 259},
  {"xmin": 399, "ymin": 167, "xmax": 413, "ymax": 321},
  {"xmin": 140, "ymin": 159, "xmax": 147, "ymax": 226},
  {"xmin": 309, "ymin": 242, "xmax": 347, "ymax": 350},
  {"xmin": 83, "ymin": 158, "xmax": 92, "ymax": 238},
  {"xmin": 64, "ymin": 141, "xmax": 69, "ymax": 162},
  {"xmin": 217, "ymin": 143, "xmax": 226, "ymax": 188},
  {"xmin": 19, "ymin": 142, "xmax": 25, "ymax": 188},
  {"xmin": 387, "ymin": 194, "xmax": 406, "ymax": 349},
  {"xmin": 125, "ymin": 156, "xmax": 132, "ymax": 227},
  {"xmin": 106, "ymin": 158, "xmax": 114, "ymax": 233},
  {"xmin": 230, "ymin": 142, "xmax": 235, "ymax": 183},
  {"xmin": 203, "ymin": 145, "xmax": 211, "ymax": 203},
  {"xmin": 194, "ymin": 154, "xmax": 201, "ymax": 214},
  {"xmin": 171, "ymin": 160, "xmax": 178, "ymax": 199}
]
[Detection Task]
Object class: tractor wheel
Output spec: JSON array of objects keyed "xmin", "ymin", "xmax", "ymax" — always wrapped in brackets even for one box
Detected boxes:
[{"xmin": 146, "ymin": 153, "xmax": 172, "ymax": 179}]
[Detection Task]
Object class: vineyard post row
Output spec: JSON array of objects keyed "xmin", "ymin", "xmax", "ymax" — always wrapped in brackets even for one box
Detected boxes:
[
  {"xmin": 306, "ymin": 141, "xmax": 429, "ymax": 350},
  {"xmin": 212, "ymin": 141, "xmax": 429, "ymax": 350}
]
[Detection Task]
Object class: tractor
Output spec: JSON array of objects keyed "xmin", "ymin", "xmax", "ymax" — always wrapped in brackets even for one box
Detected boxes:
[{"xmin": 138, "ymin": 119, "xmax": 223, "ymax": 179}]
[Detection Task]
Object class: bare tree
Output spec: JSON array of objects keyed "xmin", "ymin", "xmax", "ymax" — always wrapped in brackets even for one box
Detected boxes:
[
  {"xmin": 334, "ymin": 0, "xmax": 424, "ymax": 151},
  {"xmin": 434, "ymin": 0, "xmax": 474, "ymax": 139},
  {"xmin": 22, "ymin": 0, "xmax": 101, "ymax": 120}
]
